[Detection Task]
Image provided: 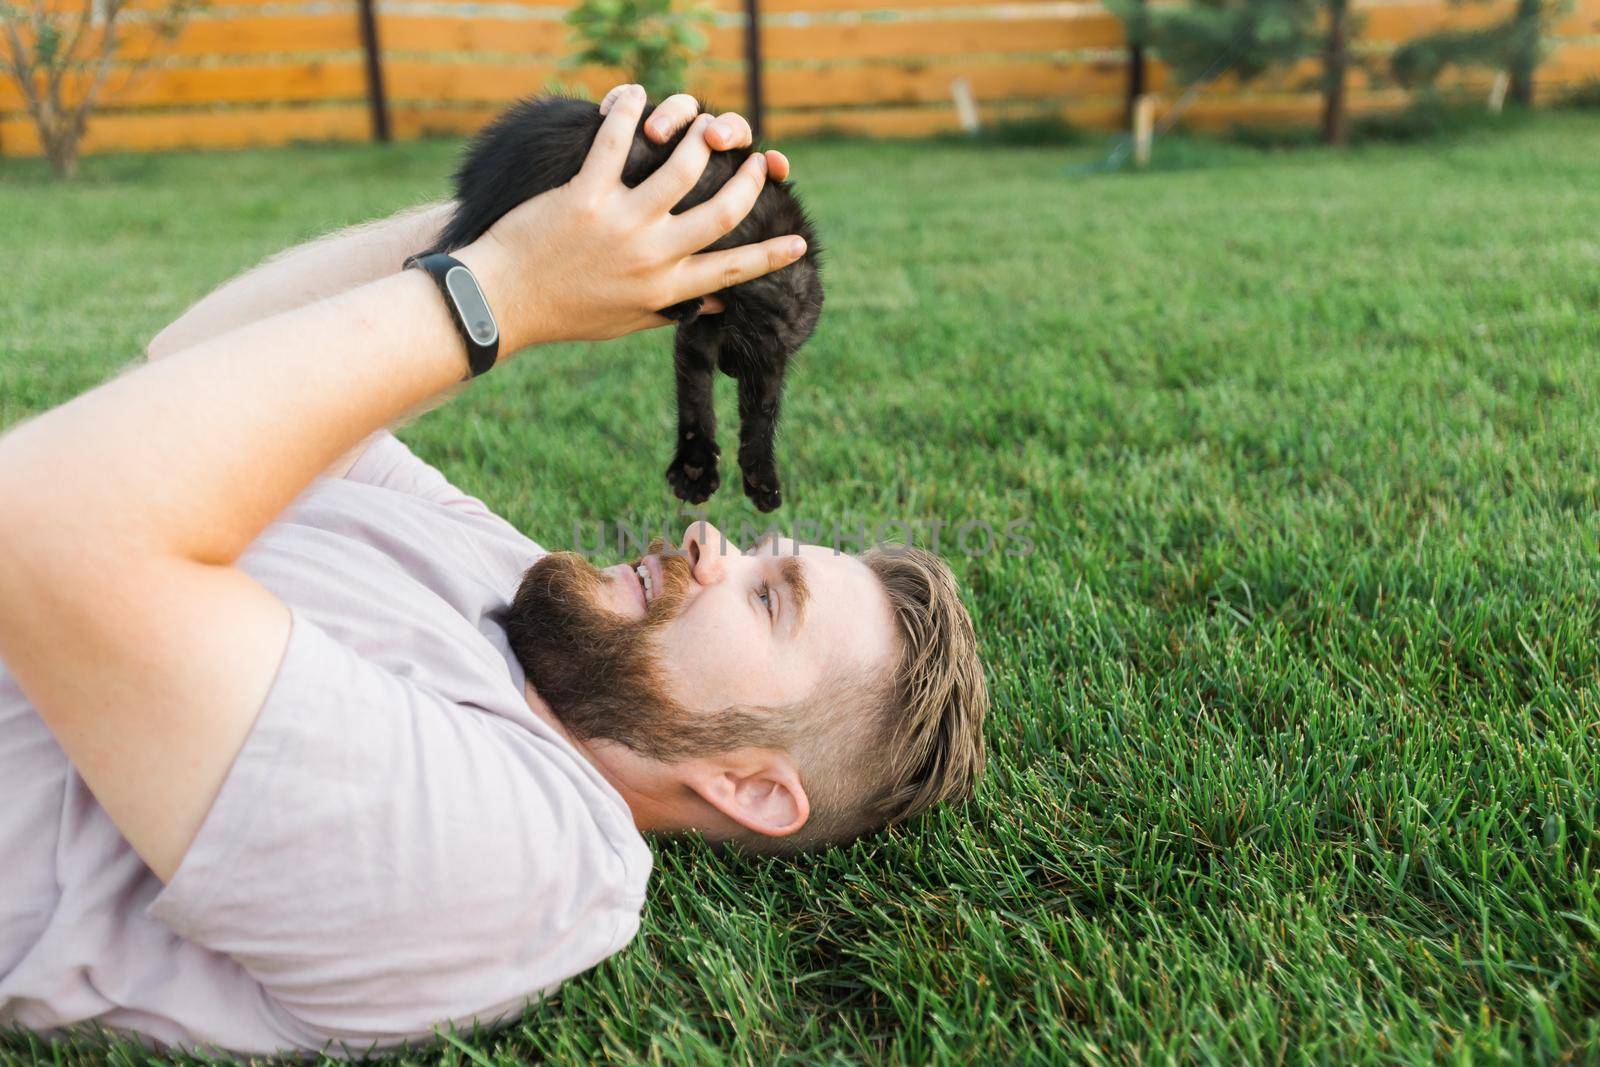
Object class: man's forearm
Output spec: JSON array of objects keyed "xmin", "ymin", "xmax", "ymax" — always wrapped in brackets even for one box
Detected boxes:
[
  {"xmin": 1, "ymin": 264, "xmax": 478, "ymax": 572},
  {"xmin": 147, "ymin": 201, "xmax": 453, "ymax": 360}
]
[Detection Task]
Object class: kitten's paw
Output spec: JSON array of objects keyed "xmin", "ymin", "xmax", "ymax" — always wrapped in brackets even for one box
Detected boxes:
[
  {"xmin": 742, "ymin": 467, "xmax": 782, "ymax": 512},
  {"xmin": 666, "ymin": 435, "xmax": 721, "ymax": 504}
]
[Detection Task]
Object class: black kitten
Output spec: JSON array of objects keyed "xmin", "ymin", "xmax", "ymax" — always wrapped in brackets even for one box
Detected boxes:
[{"xmin": 420, "ymin": 95, "xmax": 824, "ymax": 512}]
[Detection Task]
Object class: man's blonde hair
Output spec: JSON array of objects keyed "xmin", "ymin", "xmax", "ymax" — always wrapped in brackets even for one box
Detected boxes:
[{"xmin": 773, "ymin": 544, "xmax": 989, "ymax": 852}]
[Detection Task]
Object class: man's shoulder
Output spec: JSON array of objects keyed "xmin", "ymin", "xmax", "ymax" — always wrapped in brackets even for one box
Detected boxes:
[{"xmin": 146, "ymin": 607, "xmax": 652, "ymax": 1050}]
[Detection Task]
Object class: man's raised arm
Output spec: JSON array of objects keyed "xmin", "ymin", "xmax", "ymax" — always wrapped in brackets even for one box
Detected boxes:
[
  {"xmin": 146, "ymin": 201, "xmax": 453, "ymax": 362},
  {"xmin": 144, "ymin": 94, "xmax": 788, "ymax": 477},
  {"xmin": 147, "ymin": 91, "xmax": 788, "ymax": 365}
]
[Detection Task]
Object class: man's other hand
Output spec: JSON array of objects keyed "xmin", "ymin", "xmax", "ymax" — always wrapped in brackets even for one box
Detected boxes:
[
  {"xmin": 610, "ymin": 90, "xmax": 791, "ymax": 317},
  {"xmin": 455, "ymin": 85, "xmax": 808, "ymax": 350},
  {"xmin": 604, "ymin": 85, "xmax": 790, "ymax": 182}
]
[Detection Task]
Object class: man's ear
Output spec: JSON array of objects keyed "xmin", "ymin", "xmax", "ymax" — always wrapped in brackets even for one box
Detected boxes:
[{"xmin": 684, "ymin": 750, "xmax": 810, "ymax": 839}]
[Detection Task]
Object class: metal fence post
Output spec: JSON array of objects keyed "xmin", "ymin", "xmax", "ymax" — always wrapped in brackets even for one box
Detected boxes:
[
  {"xmin": 358, "ymin": 0, "xmax": 392, "ymax": 142},
  {"xmin": 743, "ymin": 0, "xmax": 765, "ymax": 141}
]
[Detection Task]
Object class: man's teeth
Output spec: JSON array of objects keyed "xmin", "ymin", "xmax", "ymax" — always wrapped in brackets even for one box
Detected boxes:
[{"xmin": 634, "ymin": 563, "xmax": 654, "ymax": 603}]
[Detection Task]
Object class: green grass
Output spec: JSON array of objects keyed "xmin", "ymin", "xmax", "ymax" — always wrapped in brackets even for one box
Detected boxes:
[{"xmin": 3, "ymin": 114, "xmax": 1600, "ymax": 1065}]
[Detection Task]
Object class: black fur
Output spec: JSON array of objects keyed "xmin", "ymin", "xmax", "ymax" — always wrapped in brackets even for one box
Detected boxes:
[{"xmin": 421, "ymin": 95, "xmax": 824, "ymax": 512}]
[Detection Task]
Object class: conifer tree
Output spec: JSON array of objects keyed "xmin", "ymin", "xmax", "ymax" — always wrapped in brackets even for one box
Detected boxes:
[
  {"xmin": 1392, "ymin": 0, "xmax": 1553, "ymax": 107},
  {"xmin": 1148, "ymin": 0, "xmax": 1363, "ymax": 145}
]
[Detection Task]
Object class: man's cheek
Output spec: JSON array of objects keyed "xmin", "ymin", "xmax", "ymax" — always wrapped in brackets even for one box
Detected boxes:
[{"xmin": 656, "ymin": 629, "xmax": 744, "ymax": 705}]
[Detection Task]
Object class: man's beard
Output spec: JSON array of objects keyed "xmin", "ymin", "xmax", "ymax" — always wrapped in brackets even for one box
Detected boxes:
[{"xmin": 504, "ymin": 540, "xmax": 775, "ymax": 762}]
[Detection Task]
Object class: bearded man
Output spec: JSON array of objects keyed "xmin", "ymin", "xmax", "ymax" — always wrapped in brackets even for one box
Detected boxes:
[{"xmin": 0, "ymin": 87, "xmax": 987, "ymax": 1055}]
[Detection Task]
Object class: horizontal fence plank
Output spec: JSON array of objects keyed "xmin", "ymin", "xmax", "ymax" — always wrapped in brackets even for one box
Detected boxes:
[
  {"xmin": 162, "ymin": 13, "xmax": 360, "ymax": 56},
  {"xmin": 765, "ymin": 99, "xmax": 1122, "ymax": 135},
  {"xmin": 0, "ymin": 104, "xmax": 371, "ymax": 153},
  {"xmin": 757, "ymin": 0, "xmax": 1087, "ymax": 11},
  {"xmin": 375, "ymin": 57, "xmax": 1238, "ymax": 112},
  {"xmin": 0, "ymin": 61, "xmax": 367, "ymax": 112},
  {"xmin": 390, "ymin": 103, "xmax": 498, "ymax": 135},
  {"xmin": 38, "ymin": 0, "xmax": 356, "ymax": 12},
  {"xmin": 1553, "ymin": 0, "xmax": 1600, "ymax": 35},
  {"xmin": 378, "ymin": 57, "xmax": 1146, "ymax": 108},
  {"xmin": 1542, "ymin": 43, "xmax": 1600, "ymax": 84},
  {"xmin": 377, "ymin": 14, "xmax": 1128, "ymax": 64},
  {"xmin": 380, "ymin": 14, "xmax": 570, "ymax": 55},
  {"xmin": 763, "ymin": 55, "xmax": 1143, "ymax": 107},
  {"xmin": 762, "ymin": 87, "xmax": 1418, "ymax": 138},
  {"xmin": 0, "ymin": 102, "xmax": 528, "ymax": 153},
  {"xmin": 7, "ymin": 14, "xmax": 361, "ymax": 63},
  {"xmin": 1171, "ymin": 88, "xmax": 1412, "ymax": 128},
  {"xmin": 1359, "ymin": 1, "xmax": 1518, "ymax": 44},
  {"xmin": 382, "ymin": 60, "xmax": 731, "ymax": 102},
  {"xmin": 742, "ymin": 15, "xmax": 1127, "ymax": 61}
]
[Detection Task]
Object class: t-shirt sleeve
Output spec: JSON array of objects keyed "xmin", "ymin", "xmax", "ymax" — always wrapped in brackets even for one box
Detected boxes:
[
  {"xmin": 338, "ymin": 430, "xmax": 541, "ymax": 558},
  {"xmin": 147, "ymin": 610, "xmax": 650, "ymax": 1048},
  {"xmin": 344, "ymin": 431, "xmax": 494, "ymax": 516}
]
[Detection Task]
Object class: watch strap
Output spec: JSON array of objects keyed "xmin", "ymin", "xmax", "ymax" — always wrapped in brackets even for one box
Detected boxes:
[{"xmin": 404, "ymin": 252, "xmax": 500, "ymax": 378}]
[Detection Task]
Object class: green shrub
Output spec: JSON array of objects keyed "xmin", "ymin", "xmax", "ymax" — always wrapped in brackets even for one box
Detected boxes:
[
  {"xmin": 1559, "ymin": 80, "xmax": 1600, "ymax": 109},
  {"xmin": 564, "ymin": 0, "xmax": 712, "ymax": 101},
  {"xmin": 1222, "ymin": 123, "xmax": 1324, "ymax": 150},
  {"xmin": 1213, "ymin": 98, "xmax": 1528, "ymax": 151},
  {"xmin": 1349, "ymin": 97, "xmax": 1527, "ymax": 143}
]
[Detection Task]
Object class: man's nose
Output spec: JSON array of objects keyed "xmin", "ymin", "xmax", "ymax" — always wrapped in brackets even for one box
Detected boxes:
[{"xmin": 679, "ymin": 521, "xmax": 732, "ymax": 587}]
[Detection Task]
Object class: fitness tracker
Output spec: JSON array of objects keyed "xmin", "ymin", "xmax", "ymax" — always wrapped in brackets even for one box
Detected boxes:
[{"xmin": 404, "ymin": 252, "xmax": 499, "ymax": 378}]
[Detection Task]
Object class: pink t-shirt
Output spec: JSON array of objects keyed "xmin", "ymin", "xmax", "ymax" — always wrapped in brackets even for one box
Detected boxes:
[{"xmin": 0, "ymin": 432, "xmax": 653, "ymax": 1056}]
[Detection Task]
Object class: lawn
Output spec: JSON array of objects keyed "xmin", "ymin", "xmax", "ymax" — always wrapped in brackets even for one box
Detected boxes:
[{"xmin": 3, "ymin": 112, "xmax": 1600, "ymax": 1065}]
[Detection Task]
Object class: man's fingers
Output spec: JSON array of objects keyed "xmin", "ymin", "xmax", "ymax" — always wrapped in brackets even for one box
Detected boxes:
[
  {"xmin": 636, "ymin": 113, "xmax": 715, "ymax": 212},
  {"xmin": 696, "ymin": 115, "xmax": 790, "ymax": 181},
  {"xmin": 583, "ymin": 85, "xmax": 797, "ymax": 330},
  {"xmin": 597, "ymin": 84, "xmax": 630, "ymax": 115},
  {"xmin": 670, "ymin": 150, "xmax": 768, "ymax": 253},
  {"xmin": 673, "ymin": 235, "xmax": 808, "ymax": 306},
  {"xmin": 578, "ymin": 84, "xmax": 646, "ymax": 187},
  {"xmin": 705, "ymin": 112, "xmax": 753, "ymax": 151},
  {"xmin": 645, "ymin": 93, "xmax": 701, "ymax": 141}
]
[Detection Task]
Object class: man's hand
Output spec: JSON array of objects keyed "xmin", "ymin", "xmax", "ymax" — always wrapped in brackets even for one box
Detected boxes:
[
  {"xmin": 458, "ymin": 84, "xmax": 808, "ymax": 351},
  {"xmin": 608, "ymin": 88, "xmax": 791, "ymax": 317},
  {"xmin": 607, "ymin": 85, "xmax": 790, "ymax": 181}
]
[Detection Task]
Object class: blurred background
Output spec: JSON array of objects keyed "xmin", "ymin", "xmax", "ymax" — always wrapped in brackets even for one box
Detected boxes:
[{"xmin": 2, "ymin": 0, "xmax": 1597, "ymax": 174}]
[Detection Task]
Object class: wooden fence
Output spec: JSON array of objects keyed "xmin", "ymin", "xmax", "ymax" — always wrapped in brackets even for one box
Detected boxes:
[{"xmin": 2, "ymin": 0, "xmax": 1598, "ymax": 156}]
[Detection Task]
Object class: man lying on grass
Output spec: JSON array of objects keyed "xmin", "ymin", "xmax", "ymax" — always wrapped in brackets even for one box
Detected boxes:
[{"xmin": 0, "ymin": 87, "xmax": 987, "ymax": 1055}]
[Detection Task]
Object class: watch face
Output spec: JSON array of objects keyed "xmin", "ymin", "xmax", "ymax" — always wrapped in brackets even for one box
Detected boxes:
[{"xmin": 443, "ymin": 265, "xmax": 499, "ymax": 348}]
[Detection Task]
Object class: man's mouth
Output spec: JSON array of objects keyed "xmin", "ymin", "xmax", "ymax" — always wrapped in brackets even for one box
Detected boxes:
[{"xmin": 627, "ymin": 553, "xmax": 665, "ymax": 609}]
